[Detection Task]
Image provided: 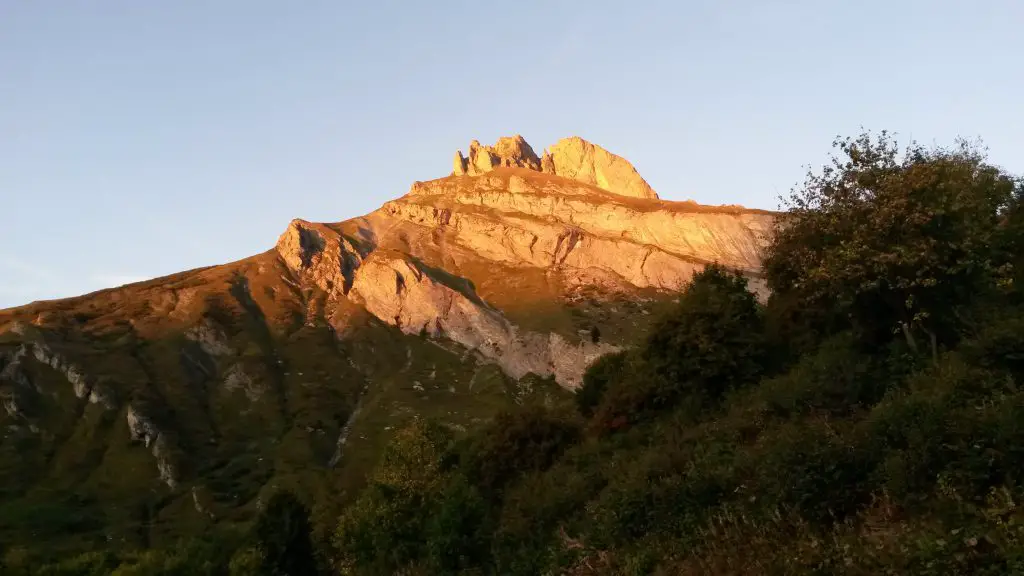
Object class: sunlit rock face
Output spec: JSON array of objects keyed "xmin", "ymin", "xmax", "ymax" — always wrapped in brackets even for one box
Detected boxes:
[
  {"xmin": 452, "ymin": 135, "xmax": 659, "ymax": 200},
  {"xmin": 274, "ymin": 135, "xmax": 775, "ymax": 387}
]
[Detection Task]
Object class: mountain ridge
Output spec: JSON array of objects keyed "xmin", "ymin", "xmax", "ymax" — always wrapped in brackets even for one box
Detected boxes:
[{"xmin": 0, "ymin": 135, "xmax": 776, "ymax": 552}]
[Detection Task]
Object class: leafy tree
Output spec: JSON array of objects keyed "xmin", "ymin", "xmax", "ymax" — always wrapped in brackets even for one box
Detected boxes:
[
  {"xmin": 424, "ymin": 475, "xmax": 491, "ymax": 573},
  {"xmin": 764, "ymin": 131, "xmax": 1021, "ymax": 360},
  {"xmin": 588, "ymin": 265, "xmax": 765, "ymax": 432},
  {"xmin": 643, "ymin": 264, "xmax": 766, "ymax": 399},
  {"xmin": 253, "ymin": 491, "xmax": 318, "ymax": 576},
  {"xmin": 334, "ymin": 419, "xmax": 455, "ymax": 574}
]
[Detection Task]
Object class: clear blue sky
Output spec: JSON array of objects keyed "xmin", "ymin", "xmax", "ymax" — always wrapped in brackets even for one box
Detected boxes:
[{"xmin": 1, "ymin": 1, "xmax": 1021, "ymax": 308}]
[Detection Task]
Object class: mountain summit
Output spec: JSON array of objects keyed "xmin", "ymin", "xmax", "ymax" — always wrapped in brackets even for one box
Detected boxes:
[
  {"xmin": 0, "ymin": 136, "xmax": 774, "ymax": 549},
  {"xmin": 452, "ymin": 135, "xmax": 659, "ymax": 199}
]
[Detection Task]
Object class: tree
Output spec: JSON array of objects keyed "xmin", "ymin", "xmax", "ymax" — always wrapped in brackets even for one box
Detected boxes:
[
  {"xmin": 589, "ymin": 265, "xmax": 766, "ymax": 432},
  {"xmin": 334, "ymin": 419, "xmax": 455, "ymax": 574},
  {"xmin": 764, "ymin": 131, "xmax": 1021, "ymax": 361},
  {"xmin": 253, "ymin": 491, "xmax": 317, "ymax": 576},
  {"xmin": 642, "ymin": 264, "xmax": 766, "ymax": 400}
]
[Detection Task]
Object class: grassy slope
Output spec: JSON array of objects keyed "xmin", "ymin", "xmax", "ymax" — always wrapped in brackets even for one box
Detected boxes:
[{"xmin": 0, "ymin": 245, "xmax": 596, "ymax": 555}]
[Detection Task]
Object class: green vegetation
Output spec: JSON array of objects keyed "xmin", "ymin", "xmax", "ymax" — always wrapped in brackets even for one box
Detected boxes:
[{"xmin": 6, "ymin": 131, "xmax": 1024, "ymax": 574}]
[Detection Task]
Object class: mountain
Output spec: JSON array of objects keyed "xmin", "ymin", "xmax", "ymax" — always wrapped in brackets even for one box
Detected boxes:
[{"xmin": 0, "ymin": 136, "xmax": 774, "ymax": 552}]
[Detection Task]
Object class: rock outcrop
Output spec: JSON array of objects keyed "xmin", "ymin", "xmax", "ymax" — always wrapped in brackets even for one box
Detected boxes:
[
  {"xmin": 276, "ymin": 139, "xmax": 774, "ymax": 387},
  {"xmin": 394, "ymin": 171, "xmax": 769, "ymax": 292},
  {"xmin": 184, "ymin": 320, "xmax": 233, "ymax": 357},
  {"xmin": 126, "ymin": 404, "xmax": 179, "ymax": 489},
  {"xmin": 453, "ymin": 136, "xmax": 541, "ymax": 176},
  {"xmin": 0, "ymin": 339, "xmax": 115, "ymax": 410},
  {"xmin": 541, "ymin": 136, "xmax": 659, "ymax": 200},
  {"xmin": 452, "ymin": 135, "xmax": 658, "ymax": 200},
  {"xmin": 276, "ymin": 221, "xmax": 618, "ymax": 388}
]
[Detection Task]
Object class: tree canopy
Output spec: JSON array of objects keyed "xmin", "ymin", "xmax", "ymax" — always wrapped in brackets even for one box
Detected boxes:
[{"xmin": 764, "ymin": 131, "xmax": 1022, "ymax": 358}]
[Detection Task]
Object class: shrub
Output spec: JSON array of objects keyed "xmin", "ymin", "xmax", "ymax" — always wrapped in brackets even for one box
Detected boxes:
[
  {"xmin": 642, "ymin": 264, "xmax": 766, "ymax": 401},
  {"xmin": 460, "ymin": 406, "xmax": 581, "ymax": 497},
  {"xmin": 424, "ymin": 475, "xmax": 492, "ymax": 573},
  {"xmin": 253, "ymin": 491, "xmax": 317, "ymax": 576},
  {"xmin": 576, "ymin": 351, "xmax": 629, "ymax": 417},
  {"xmin": 754, "ymin": 333, "xmax": 885, "ymax": 418}
]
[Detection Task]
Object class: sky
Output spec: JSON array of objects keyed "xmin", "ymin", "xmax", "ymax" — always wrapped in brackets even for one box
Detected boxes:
[{"xmin": 1, "ymin": 0, "xmax": 1022, "ymax": 309}]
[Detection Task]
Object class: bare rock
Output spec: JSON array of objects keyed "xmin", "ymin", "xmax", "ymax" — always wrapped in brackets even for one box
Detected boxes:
[
  {"xmin": 184, "ymin": 320, "xmax": 232, "ymax": 357},
  {"xmin": 127, "ymin": 403, "xmax": 178, "ymax": 489},
  {"xmin": 454, "ymin": 135, "xmax": 542, "ymax": 177},
  {"xmin": 377, "ymin": 173, "xmax": 770, "ymax": 291},
  {"xmin": 28, "ymin": 342, "xmax": 94, "ymax": 400},
  {"xmin": 126, "ymin": 404, "xmax": 161, "ymax": 448},
  {"xmin": 448, "ymin": 135, "xmax": 656, "ymax": 199},
  {"xmin": 541, "ymin": 136, "xmax": 659, "ymax": 199},
  {"xmin": 223, "ymin": 363, "xmax": 265, "ymax": 401},
  {"xmin": 453, "ymin": 151, "xmax": 468, "ymax": 176},
  {"xmin": 348, "ymin": 252, "xmax": 616, "ymax": 387},
  {"xmin": 275, "ymin": 219, "xmax": 364, "ymax": 295},
  {"xmin": 277, "ymin": 136, "xmax": 774, "ymax": 387}
]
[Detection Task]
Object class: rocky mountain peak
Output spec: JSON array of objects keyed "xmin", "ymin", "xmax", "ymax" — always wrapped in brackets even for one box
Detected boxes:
[
  {"xmin": 452, "ymin": 135, "xmax": 658, "ymax": 200},
  {"xmin": 0, "ymin": 132, "xmax": 774, "ymax": 545},
  {"xmin": 542, "ymin": 137, "xmax": 659, "ymax": 200},
  {"xmin": 453, "ymin": 135, "xmax": 542, "ymax": 176}
]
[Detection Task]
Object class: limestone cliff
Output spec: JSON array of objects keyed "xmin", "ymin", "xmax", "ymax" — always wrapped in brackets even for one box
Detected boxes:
[
  {"xmin": 274, "ymin": 136, "xmax": 774, "ymax": 387},
  {"xmin": 453, "ymin": 135, "xmax": 659, "ymax": 200}
]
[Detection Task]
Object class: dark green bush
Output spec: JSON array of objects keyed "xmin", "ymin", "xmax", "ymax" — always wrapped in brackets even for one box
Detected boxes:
[
  {"xmin": 576, "ymin": 350, "xmax": 629, "ymax": 417},
  {"xmin": 253, "ymin": 491, "xmax": 317, "ymax": 576},
  {"xmin": 460, "ymin": 406, "xmax": 580, "ymax": 497},
  {"xmin": 642, "ymin": 264, "xmax": 766, "ymax": 400},
  {"xmin": 754, "ymin": 333, "xmax": 885, "ymax": 418},
  {"xmin": 424, "ymin": 475, "xmax": 491, "ymax": 573}
]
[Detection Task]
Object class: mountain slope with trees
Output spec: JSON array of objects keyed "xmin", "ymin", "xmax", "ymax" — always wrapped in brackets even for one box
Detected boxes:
[{"xmin": 6, "ymin": 131, "xmax": 1024, "ymax": 575}]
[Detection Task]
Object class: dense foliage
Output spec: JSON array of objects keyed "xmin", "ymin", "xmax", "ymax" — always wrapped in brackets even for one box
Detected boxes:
[{"xmin": 9, "ymin": 132, "xmax": 1024, "ymax": 574}]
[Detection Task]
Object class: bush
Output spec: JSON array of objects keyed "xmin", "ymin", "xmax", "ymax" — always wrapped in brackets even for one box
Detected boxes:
[
  {"xmin": 253, "ymin": 491, "xmax": 317, "ymax": 576},
  {"xmin": 34, "ymin": 552, "xmax": 119, "ymax": 576},
  {"xmin": 588, "ymin": 265, "xmax": 766, "ymax": 433},
  {"xmin": 460, "ymin": 406, "xmax": 581, "ymax": 497},
  {"xmin": 424, "ymin": 475, "xmax": 492, "ymax": 573},
  {"xmin": 754, "ymin": 333, "xmax": 885, "ymax": 418},
  {"xmin": 961, "ymin": 307, "xmax": 1024, "ymax": 378},
  {"xmin": 643, "ymin": 265, "xmax": 766, "ymax": 400},
  {"xmin": 747, "ymin": 419, "xmax": 877, "ymax": 523},
  {"xmin": 576, "ymin": 351, "xmax": 629, "ymax": 417}
]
